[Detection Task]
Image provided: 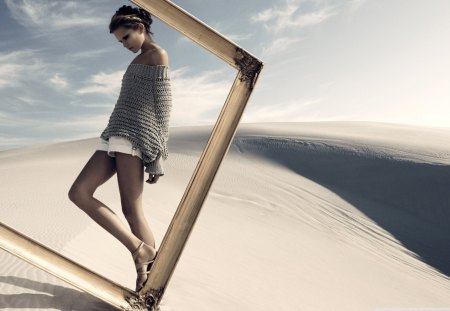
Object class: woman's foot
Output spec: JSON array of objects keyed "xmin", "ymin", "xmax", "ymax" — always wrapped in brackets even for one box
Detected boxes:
[{"xmin": 131, "ymin": 241, "xmax": 157, "ymax": 291}]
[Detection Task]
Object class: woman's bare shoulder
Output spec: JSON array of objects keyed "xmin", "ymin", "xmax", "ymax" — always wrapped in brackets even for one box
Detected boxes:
[{"xmin": 140, "ymin": 47, "xmax": 169, "ymax": 66}]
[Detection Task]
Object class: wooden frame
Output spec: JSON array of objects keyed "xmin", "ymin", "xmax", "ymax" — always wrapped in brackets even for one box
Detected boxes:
[{"xmin": 0, "ymin": 0, "xmax": 263, "ymax": 310}]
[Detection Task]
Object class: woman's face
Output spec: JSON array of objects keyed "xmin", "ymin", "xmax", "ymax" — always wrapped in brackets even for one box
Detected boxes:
[{"xmin": 113, "ymin": 25, "xmax": 145, "ymax": 53}]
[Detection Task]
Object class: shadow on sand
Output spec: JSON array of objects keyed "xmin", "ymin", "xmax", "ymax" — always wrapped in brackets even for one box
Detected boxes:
[
  {"xmin": 0, "ymin": 275, "xmax": 116, "ymax": 310},
  {"xmin": 235, "ymin": 136, "xmax": 450, "ymax": 278}
]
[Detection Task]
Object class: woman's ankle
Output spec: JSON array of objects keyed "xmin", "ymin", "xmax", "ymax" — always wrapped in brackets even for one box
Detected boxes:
[{"xmin": 134, "ymin": 242, "xmax": 157, "ymax": 262}]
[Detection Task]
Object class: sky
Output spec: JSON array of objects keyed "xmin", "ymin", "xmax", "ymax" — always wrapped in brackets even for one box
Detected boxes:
[{"xmin": 1, "ymin": 0, "xmax": 450, "ymax": 150}]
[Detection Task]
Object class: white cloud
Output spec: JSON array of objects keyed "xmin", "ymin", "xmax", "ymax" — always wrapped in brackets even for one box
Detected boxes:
[
  {"xmin": 0, "ymin": 110, "xmax": 43, "ymax": 127},
  {"xmin": 49, "ymin": 73, "xmax": 68, "ymax": 89},
  {"xmin": 0, "ymin": 49, "xmax": 38, "ymax": 62},
  {"xmin": 14, "ymin": 95, "xmax": 45, "ymax": 107},
  {"xmin": 252, "ymin": 8, "xmax": 275, "ymax": 23},
  {"xmin": 169, "ymin": 66, "xmax": 234, "ymax": 126},
  {"xmin": 76, "ymin": 70, "xmax": 124, "ymax": 96},
  {"xmin": 260, "ymin": 36, "xmax": 304, "ymax": 59},
  {"xmin": 0, "ymin": 49, "xmax": 47, "ymax": 88},
  {"xmin": 291, "ymin": 6, "xmax": 337, "ymax": 28},
  {"xmin": 0, "ymin": 63, "xmax": 22, "ymax": 88},
  {"xmin": 5, "ymin": 0, "xmax": 106, "ymax": 32},
  {"xmin": 67, "ymin": 48, "xmax": 111, "ymax": 61},
  {"xmin": 252, "ymin": 1, "xmax": 338, "ymax": 33}
]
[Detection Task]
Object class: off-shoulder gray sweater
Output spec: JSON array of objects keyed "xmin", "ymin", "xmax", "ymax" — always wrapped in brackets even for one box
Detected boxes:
[{"xmin": 100, "ymin": 63, "xmax": 172, "ymax": 175}]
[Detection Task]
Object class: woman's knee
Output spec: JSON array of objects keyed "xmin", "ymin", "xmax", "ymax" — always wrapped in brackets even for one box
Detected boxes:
[
  {"xmin": 68, "ymin": 184, "xmax": 93, "ymax": 206},
  {"xmin": 68, "ymin": 151, "xmax": 116, "ymax": 204}
]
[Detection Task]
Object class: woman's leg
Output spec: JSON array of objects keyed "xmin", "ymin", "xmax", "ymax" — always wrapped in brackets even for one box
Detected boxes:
[
  {"xmin": 68, "ymin": 150, "xmax": 143, "ymax": 253},
  {"xmin": 115, "ymin": 150, "xmax": 157, "ymax": 287},
  {"xmin": 114, "ymin": 151, "xmax": 157, "ymax": 250}
]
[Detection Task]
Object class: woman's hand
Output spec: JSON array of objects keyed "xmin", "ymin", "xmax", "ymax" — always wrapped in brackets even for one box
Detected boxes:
[{"xmin": 146, "ymin": 173, "xmax": 161, "ymax": 184}]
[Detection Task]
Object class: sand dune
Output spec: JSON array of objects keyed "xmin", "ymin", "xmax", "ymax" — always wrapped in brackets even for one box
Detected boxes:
[{"xmin": 1, "ymin": 121, "xmax": 449, "ymax": 310}]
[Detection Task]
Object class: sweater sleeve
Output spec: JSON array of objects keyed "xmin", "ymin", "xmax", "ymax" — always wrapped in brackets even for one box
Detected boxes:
[
  {"xmin": 145, "ymin": 151, "xmax": 164, "ymax": 176},
  {"xmin": 143, "ymin": 78, "xmax": 172, "ymax": 176}
]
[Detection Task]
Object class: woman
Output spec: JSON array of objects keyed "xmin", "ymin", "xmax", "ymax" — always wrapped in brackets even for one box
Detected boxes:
[{"xmin": 68, "ymin": 5, "xmax": 172, "ymax": 292}]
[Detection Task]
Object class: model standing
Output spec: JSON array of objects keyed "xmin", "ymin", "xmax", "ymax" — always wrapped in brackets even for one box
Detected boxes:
[{"xmin": 68, "ymin": 5, "xmax": 172, "ymax": 292}]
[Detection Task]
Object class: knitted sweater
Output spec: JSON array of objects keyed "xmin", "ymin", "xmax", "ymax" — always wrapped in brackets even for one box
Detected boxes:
[{"xmin": 100, "ymin": 63, "xmax": 172, "ymax": 175}]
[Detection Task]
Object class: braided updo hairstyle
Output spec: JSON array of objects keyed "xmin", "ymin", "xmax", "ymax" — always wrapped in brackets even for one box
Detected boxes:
[{"xmin": 109, "ymin": 5, "xmax": 154, "ymax": 36}]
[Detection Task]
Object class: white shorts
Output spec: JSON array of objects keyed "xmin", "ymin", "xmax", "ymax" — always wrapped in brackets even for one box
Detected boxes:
[{"xmin": 96, "ymin": 136, "xmax": 143, "ymax": 160}]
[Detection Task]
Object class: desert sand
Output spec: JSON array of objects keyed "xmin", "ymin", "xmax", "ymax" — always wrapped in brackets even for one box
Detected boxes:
[{"xmin": 0, "ymin": 121, "xmax": 449, "ymax": 310}]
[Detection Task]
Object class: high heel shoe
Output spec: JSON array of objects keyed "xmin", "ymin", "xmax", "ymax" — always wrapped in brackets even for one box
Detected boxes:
[{"xmin": 131, "ymin": 241, "xmax": 157, "ymax": 292}]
